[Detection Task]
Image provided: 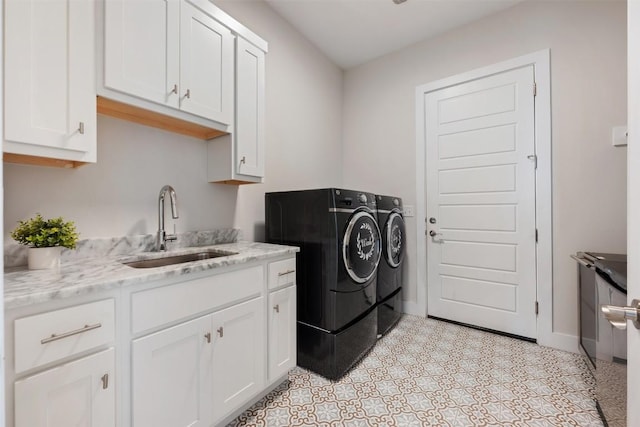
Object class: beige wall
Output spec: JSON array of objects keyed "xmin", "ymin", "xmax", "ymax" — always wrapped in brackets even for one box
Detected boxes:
[
  {"xmin": 3, "ymin": 0, "xmax": 343, "ymax": 244},
  {"xmin": 342, "ymin": 0, "xmax": 627, "ymax": 337}
]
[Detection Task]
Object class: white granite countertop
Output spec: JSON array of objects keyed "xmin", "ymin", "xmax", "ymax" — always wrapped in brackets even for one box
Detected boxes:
[{"xmin": 4, "ymin": 241, "xmax": 299, "ymax": 310}]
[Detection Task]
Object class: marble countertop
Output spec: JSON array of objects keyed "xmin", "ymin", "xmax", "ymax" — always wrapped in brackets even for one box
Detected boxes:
[{"xmin": 4, "ymin": 241, "xmax": 299, "ymax": 310}]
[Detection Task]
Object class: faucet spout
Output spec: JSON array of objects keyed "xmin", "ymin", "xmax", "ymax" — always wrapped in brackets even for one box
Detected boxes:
[{"xmin": 158, "ymin": 185, "xmax": 179, "ymax": 251}]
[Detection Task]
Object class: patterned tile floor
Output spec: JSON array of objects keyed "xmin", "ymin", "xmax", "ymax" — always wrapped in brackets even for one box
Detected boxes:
[{"xmin": 229, "ymin": 315, "xmax": 602, "ymax": 427}]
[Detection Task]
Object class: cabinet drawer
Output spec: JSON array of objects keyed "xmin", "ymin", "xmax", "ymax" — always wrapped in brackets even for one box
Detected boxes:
[
  {"xmin": 14, "ymin": 299, "xmax": 115, "ymax": 374},
  {"xmin": 131, "ymin": 266, "xmax": 263, "ymax": 334},
  {"xmin": 268, "ymin": 258, "xmax": 296, "ymax": 290}
]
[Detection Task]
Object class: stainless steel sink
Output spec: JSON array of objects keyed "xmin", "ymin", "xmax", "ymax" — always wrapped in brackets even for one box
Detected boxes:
[{"xmin": 123, "ymin": 250, "xmax": 238, "ymax": 269}]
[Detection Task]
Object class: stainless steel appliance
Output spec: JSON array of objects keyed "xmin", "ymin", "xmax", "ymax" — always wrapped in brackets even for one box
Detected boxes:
[{"xmin": 573, "ymin": 252, "xmax": 627, "ymax": 427}]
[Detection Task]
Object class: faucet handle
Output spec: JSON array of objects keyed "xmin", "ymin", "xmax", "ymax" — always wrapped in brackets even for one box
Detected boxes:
[{"xmin": 166, "ymin": 224, "xmax": 178, "ymax": 242}]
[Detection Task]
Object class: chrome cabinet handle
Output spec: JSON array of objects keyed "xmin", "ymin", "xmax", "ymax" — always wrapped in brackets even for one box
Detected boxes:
[
  {"xmin": 184, "ymin": 89, "xmax": 191, "ymax": 99},
  {"xmin": 101, "ymin": 373, "xmax": 109, "ymax": 390},
  {"xmin": 278, "ymin": 269, "xmax": 295, "ymax": 277},
  {"xmin": 204, "ymin": 332, "xmax": 211, "ymax": 343},
  {"xmin": 40, "ymin": 323, "xmax": 102, "ymax": 344},
  {"xmin": 570, "ymin": 254, "xmax": 594, "ymax": 269},
  {"xmin": 170, "ymin": 84, "xmax": 178, "ymax": 95},
  {"xmin": 274, "ymin": 304, "xmax": 280, "ymax": 313},
  {"xmin": 217, "ymin": 327, "xmax": 224, "ymax": 338},
  {"xmin": 78, "ymin": 122, "xmax": 85, "ymax": 135},
  {"xmin": 601, "ymin": 299, "xmax": 640, "ymax": 330},
  {"xmin": 240, "ymin": 156, "xmax": 246, "ymax": 164}
]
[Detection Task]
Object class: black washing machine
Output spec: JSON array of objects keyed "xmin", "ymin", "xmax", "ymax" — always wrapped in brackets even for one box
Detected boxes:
[
  {"xmin": 376, "ymin": 195, "xmax": 405, "ymax": 336},
  {"xmin": 265, "ymin": 188, "xmax": 381, "ymax": 380}
]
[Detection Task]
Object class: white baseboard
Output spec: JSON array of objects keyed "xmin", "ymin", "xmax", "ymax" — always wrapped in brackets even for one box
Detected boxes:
[
  {"xmin": 538, "ymin": 331, "xmax": 579, "ymax": 354},
  {"xmin": 402, "ymin": 300, "xmax": 425, "ymax": 317},
  {"xmin": 401, "ymin": 298, "xmax": 578, "ymax": 355}
]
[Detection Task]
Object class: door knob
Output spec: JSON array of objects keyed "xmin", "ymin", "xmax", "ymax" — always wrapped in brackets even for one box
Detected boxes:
[
  {"xmin": 601, "ymin": 299, "xmax": 640, "ymax": 330},
  {"xmin": 429, "ymin": 217, "xmax": 436, "ymax": 224},
  {"xmin": 429, "ymin": 230, "xmax": 439, "ymax": 237}
]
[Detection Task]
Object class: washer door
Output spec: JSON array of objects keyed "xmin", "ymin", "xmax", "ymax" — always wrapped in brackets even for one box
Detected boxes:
[
  {"xmin": 383, "ymin": 211, "xmax": 406, "ymax": 268},
  {"xmin": 343, "ymin": 210, "xmax": 382, "ymax": 284}
]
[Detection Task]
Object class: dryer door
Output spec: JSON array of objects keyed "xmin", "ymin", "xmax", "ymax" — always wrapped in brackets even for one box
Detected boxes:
[
  {"xmin": 342, "ymin": 210, "xmax": 382, "ymax": 284},
  {"xmin": 383, "ymin": 211, "xmax": 406, "ymax": 268}
]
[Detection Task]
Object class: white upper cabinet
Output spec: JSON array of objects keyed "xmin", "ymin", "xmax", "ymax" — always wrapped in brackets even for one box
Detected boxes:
[
  {"xmin": 104, "ymin": 0, "xmax": 180, "ymax": 109},
  {"xmin": 236, "ymin": 37, "xmax": 266, "ymax": 179},
  {"xmin": 102, "ymin": 0, "xmax": 234, "ymax": 126},
  {"xmin": 4, "ymin": 0, "xmax": 97, "ymax": 166},
  {"xmin": 207, "ymin": 37, "xmax": 266, "ymax": 184},
  {"xmin": 180, "ymin": 1, "xmax": 234, "ymax": 124}
]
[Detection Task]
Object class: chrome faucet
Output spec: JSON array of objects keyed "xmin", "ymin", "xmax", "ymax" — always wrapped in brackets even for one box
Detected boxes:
[{"xmin": 157, "ymin": 185, "xmax": 179, "ymax": 251}]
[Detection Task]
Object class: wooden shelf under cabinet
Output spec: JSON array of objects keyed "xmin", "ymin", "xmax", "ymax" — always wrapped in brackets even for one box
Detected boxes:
[
  {"xmin": 97, "ymin": 97, "xmax": 228, "ymax": 140},
  {"xmin": 3, "ymin": 153, "xmax": 88, "ymax": 169}
]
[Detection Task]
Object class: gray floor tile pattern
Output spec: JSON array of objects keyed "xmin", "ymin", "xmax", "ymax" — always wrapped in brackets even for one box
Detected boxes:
[{"xmin": 229, "ymin": 315, "xmax": 602, "ymax": 426}]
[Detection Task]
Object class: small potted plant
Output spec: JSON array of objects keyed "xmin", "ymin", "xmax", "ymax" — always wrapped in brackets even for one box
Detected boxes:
[{"xmin": 11, "ymin": 214, "xmax": 79, "ymax": 270}]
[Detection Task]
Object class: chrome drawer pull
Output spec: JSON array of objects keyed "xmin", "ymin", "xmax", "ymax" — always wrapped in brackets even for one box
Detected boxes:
[
  {"xmin": 40, "ymin": 322, "xmax": 102, "ymax": 344},
  {"xmin": 278, "ymin": 269, "xmax": 295, "ymax": 277},
  {"xmin": 217, "ymin": 327, "xmax": 224, "ymax": 338},
  {"xmin": 274, "ymin": 304, "xmax": 280, "ymax": 313}
]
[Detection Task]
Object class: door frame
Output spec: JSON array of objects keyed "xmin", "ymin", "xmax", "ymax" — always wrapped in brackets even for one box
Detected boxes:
[
  {"xmin": 414, "ymin": 49, "xmax": 564, "ymax": 350},
  {"xmin": 627, "ymin": 0, "xmax": 639, "ymax": 423}
]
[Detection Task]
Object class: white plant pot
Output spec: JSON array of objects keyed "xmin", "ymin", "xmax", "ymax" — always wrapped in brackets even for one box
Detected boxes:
[{"xmin": 28, "ymin": 247, "xmax": 62, "ymax": 270}]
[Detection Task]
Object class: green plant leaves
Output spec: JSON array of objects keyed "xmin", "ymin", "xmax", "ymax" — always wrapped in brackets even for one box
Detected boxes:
[{"xmin": 10, "ymin": 214, "xmax": 79, "ymax": 249}]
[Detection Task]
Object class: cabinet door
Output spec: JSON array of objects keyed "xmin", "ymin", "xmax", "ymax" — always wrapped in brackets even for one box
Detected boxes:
[
  {"xmin": 211, "ymin": 297, "xmax": 265, "ymax": 423},
  {"xmin": 268, "ymin": 286, "xmax": 297, "ymax": 382},
  {"xmin": 236, "ymin": 37, "xmax": 266, "ymax": 178},
  {"xmin": 179, "ymin": 0, "xmax": 234, "ymax": 124},
  {"xmin": 132, "ymin": 316, "xmax": 213, "ymax": 427},
  {"xmin": 14, "ymin": 348, "xmax": 115, "ymax": 427},
  {"xmin": 104, "ymin": 0, "xmax": 180, "ymax": 108},
  {"xmin": 4, "ymin": 0, "xmax": 96, "ymax": 162}
]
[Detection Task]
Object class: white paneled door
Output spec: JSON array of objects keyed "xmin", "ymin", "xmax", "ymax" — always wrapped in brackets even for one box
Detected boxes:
[{"xmin": 425, "ymin": 65, "xmax": 537, "ymax": 339}]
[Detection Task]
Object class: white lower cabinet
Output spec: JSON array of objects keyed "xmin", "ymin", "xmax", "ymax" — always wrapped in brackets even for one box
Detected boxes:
[
  {"xmin": 132, "ymin": 315, "xmax": 213, "ymax": 427},
  {"xmin": 212, "ymin": 297, "xmax": 265, "ymax": 423},
  {"xmin": 7, "ymin": 255, "xmax": 297, "ymax": 427},
  {"xmin": 268, "ymin": 285, "xmax": 297, "ymax": 382},
  {"xmin": 132, "ymin": 297, "xmax": 264, "ymax": 427},
  {"xmin": 14, "ymin": 348, "xmax": 115, "ymax": 427}
]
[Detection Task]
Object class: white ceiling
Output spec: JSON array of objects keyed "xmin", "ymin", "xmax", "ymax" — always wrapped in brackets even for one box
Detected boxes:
[{"xmin": 264, "ymin": 0, "xmax": 525, "ymax": 69}]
